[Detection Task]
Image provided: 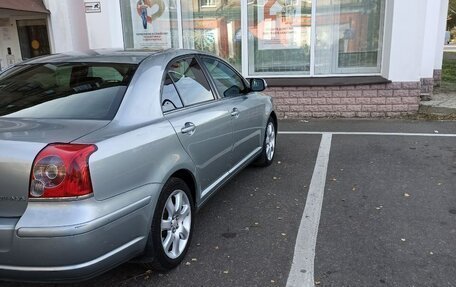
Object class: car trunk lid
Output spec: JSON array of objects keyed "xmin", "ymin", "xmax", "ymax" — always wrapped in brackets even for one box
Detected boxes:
[{"xmin": 0, "ymin": 118, "xmax": 108, "ymax": 217}]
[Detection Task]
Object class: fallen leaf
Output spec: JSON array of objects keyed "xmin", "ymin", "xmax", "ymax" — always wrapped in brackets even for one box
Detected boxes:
[
  {"xmin": 185, "ymin": 262, "xmax": 191, "ymax": 266},
  {"xmin": 223, "ymin": 270, "xmax": 229, "ymax": 274},
  {"xmin": 278, "ymin": 161, "xmax": 282, "ymax": 164},
  {"xmin": 271, "ymin": 279, "xmax": 276, "ymax": 283},
  {"xmin": 401, "ymin": 238, "xmax": 406, "ymax": 242},
  {"xmin": 404, "ymin": 193, "xmax": 410, "ymax": 197},
  {"xmin": 191, "ymin": 258, "xmax": 197, "ymax": 262},
  {"xmin": 273, "ymin": 177, "xmax": 277, "ymax": 180},
  {"xmin": 437, "ymin": 183, "xmax": 442, "ymax": 186},
  {"xmin": 376, "ymin": 205, "xmax": 383, "ymax": 210},
  {"xmin": 434, "ymin": 130, "xmax": 439, "ymax": 134},
  {"xmin": 215, "ymin": 246, "xmax": 219, "ymax": 250},
  {"xmin": 430, "ymin": 251, "xmax": 434, "ymax": 255}
]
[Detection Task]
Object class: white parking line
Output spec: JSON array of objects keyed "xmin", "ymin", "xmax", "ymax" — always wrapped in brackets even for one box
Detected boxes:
[
  {"xmin": 286, "ymin": 133, "xmax": 332, "ymax": 287},
  {"xmin": 279, "ymin": 131, "xmax": 456, "ymax": 137}
]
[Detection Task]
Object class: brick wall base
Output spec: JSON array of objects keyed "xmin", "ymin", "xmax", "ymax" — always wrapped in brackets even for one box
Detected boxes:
[
  {"xmin": 433, "ymin": 69, "xmax": 442, "ymax": 87},
  {"xmin": 420, "ymin": 78, "xmax": 434, "ymax": 101},
  {"xmin": 265, "ymin": 82, "xmax": 421, "ymax": 119}
]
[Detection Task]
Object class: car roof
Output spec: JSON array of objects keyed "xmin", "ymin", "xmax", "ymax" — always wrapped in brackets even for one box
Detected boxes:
[{"xmin": 17, "ymin": 49, "xmax": 213, "ymax": 65}]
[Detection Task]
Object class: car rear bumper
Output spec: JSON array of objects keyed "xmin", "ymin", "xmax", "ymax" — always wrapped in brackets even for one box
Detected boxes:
[{"xmin": 0, "ymin": 183, "xmax": 161, "ymax": 282}]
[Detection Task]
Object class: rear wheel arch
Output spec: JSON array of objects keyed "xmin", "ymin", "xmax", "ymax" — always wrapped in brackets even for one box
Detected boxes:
[
  {"xmin": 169, "ymin": 169, "xmax": 197, "ymax": 205},
  {"xmin": 270, "ymin": 111, "xmax": 278, "ymax": 130}
]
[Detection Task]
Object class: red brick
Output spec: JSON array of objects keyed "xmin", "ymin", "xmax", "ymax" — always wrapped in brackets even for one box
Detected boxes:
[
  {"xmin": 371, "ymin": 97, "xmax": 386, "ymax": 104},
  {"xmin": 393, "ymin": 90, "xmax": 409, "ymax": 97},
  {"xmin": 318, "ymin": 91, "xmax": 332, "ymax": 98},
  {"xmin": 298, "ymin": 98, "xmax": 311, "ymax": 105},
  {"xmin": 370, "ymin": 84, "xmax": 386, "ymax": 89},
  {"xmin": 402, "ymin": 82, "xmax": 420, "ymax": 89},
  {"xmin": 284, "ymin": 112, "xmax": 299, "ymax": 118},
  {"xmin": 347, "ymin": 90, "xmax": 362, "ymax": 97},
  {"xmin": 378, "ymin": 90, "xmax": 393, "ymax": 97},
  {"xmin": 392, "ymin": 105, "xmax": 408, "ymax": 112},
  {"xmin": 318, "ymin": 105, "xmax": 333, "ymax": 112},
  {"xmin": 289, "ymin": 91, "xmax": 303, "ymax": 98},
  {"xmin": 377, "ymin": 105, "xmax": 393, "ymax": 112},
  {"xmin": 386, "ymin": 82, "xmax": 402, "ymax": 90},
  {"xmin": 341, "ymin": 98, "xmax": 356, "ymax": 104},
  {"xmin": 276, "ymin": 105, "xmax": 290, "ymax": 112},
  {"xmin": 356, "ymin": 98, "xmax": 371, "ymax": 104},
  {"xmin": 341, "ymin": 112, "xmax": 356, "ymax": 118},
  {"xmin": 290, "ymin": 105, "xmax": 304, "ymax": 112},
  {"xmin": 347, "ymin": 105, "xmax": 362, "ymax": 111},
  {"xmin": 275, "ymin": 91, "xmax": 290, "ymax": 97},
  {"xmin": 333, "ymin": 105, "xmax": 348, "ymax": 112},
  {"xmin": 326, "ymin": 98, "xmax": 341, "ymax": 104},
  {"xmin": 303, "ymin": 105, "xmax": 319, "ymax": 112},
  {"xmin": 363, "ymin": 90, "xmax": 378, "ymax": 97},
  {"xmin": 362, "ymin": 105, "xmax": 378, "ymax": 112},
  {"xmin": 333, "ymin": 91, "xmax": 347, "ymax": 97},
  {"xmin": 284, "ymin": 98, "xmax": 298, "ymax": 105},
  {"xmin": 312, "ymin": 98, "xmax": 326, "ymax": 105},
  {"xmin": 386, "ymin": 97, "xmax": 402, "ymax": 104},
  {"xmin": 304, "ymin": 91, "xmax": 319, "ymax": 98}
]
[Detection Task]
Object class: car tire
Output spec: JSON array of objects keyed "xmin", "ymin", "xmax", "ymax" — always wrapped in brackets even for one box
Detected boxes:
[
  {"xmin": 254, "ymin": 116, "xmax": 276, "ymax": 167},
  {"xmin": 143, "ymin": 177, "xmax": 194, "ymax": 271}
]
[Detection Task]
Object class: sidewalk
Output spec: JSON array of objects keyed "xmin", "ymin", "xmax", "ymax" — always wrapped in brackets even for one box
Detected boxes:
[{"xmin": 419, "ymin": 93, "xmax": 456, "ymax": 115}]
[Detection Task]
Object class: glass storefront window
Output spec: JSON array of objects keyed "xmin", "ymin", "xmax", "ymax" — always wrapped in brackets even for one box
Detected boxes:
[
  {"xmin": 119, "ymin": 0, "xmax": 386, "ymax": 77},
  {"xmin": 181, "ymin": 0, "xmax": 242, "ymax": 71},
  {"xmin": 248, "ymin": 0, "xmax": 312, "ymax": 75},
  {"xmin": 315, "ymin": 0, "xmax": 384, "ymax": 74},
  {"xmin": 120, "ymin": 0, "xmax": 179, "ymax": 49}
]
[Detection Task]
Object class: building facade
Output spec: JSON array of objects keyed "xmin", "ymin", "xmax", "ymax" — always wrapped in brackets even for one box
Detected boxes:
[{"xmin": 0, "ymin": 0, "xmax": 449, "ymax": 118}]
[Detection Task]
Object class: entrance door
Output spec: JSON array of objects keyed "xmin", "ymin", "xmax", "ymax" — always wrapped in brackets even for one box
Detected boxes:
[{"xmin": 16, "ymin": 19, "xmax": 50, "ymax": 60}]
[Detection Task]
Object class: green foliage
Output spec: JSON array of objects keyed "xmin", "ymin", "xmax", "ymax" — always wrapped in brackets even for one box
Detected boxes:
[{"xmin": 448, "ymin": 0, "xmax": 456, "ymax": 30}]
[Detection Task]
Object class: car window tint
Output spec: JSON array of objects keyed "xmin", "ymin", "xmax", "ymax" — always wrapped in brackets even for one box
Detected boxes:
[
  {"xmin": 161, "ymin": 74, "xmax": 183, "ymax": 112},
  {"xmin": 201, "ymin": 57, "xmax": 245, "ymax": 98},
  {"xmin": 0, "ymin": 63, "xmax": 137, "ymax": 120},
  {"xmin": 168, "ymin": 57, "xmax": 214, "ymax": 106}
]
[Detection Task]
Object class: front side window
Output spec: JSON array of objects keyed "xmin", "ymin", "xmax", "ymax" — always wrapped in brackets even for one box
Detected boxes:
[
  {"xmin": 168, "ymin": 57, "xmax": 214, "ymax": 106},
  {"xmin": 0, "ymin": 63, "xmax": 137, "ymax": 120},
  {"xmin": 201, "ymin": 57, "xmax": 246, "ymax": 98}
]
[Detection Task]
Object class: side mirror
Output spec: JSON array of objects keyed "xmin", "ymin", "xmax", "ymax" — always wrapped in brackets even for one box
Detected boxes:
[{"xmin": 249, "ymin": 78, "xmax": 267, "ymax": 92}]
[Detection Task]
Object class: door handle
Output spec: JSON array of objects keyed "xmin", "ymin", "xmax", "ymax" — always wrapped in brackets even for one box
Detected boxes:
[
  {"xmin": 231, "ymin": 108, "xmax": 240, "ymax": 118},
  {"xmin": 181, "ymin": 122, "xmax": 196, "ymax": 135}
]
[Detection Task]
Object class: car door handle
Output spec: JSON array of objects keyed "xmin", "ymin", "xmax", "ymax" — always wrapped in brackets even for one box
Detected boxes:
[
  {"xmin": 181, "ymin": 122, "xmax": 196, "ymax": 135},
  {"xmin": 231, "ymin": 108, "xmax": 240, "ymax": 118}
]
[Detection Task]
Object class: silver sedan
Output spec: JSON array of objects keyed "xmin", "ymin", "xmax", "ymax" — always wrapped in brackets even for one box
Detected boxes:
[{"xmin": 0, "ymin": 49, "xmax": 277, "ymax": 282}]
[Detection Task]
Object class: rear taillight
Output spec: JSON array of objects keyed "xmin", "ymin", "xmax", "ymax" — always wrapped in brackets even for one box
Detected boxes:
[{"xmin": 29, "ymin": 144, "xmax": 97, "ymax": 199}]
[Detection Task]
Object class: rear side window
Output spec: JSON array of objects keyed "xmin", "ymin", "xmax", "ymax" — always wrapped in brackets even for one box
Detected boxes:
[
  {"xmin": 167, "ymin": 57, "xmax": 214, "ymax": 106},
  {"xmin": 0, "ymin": 62, "xmax": 137, "ymax": 120}
]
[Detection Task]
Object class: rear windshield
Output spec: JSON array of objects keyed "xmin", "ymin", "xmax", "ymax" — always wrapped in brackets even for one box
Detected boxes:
[{"xmin": 0, "ymin": 62, "xmax": 138, "ymax": 120}]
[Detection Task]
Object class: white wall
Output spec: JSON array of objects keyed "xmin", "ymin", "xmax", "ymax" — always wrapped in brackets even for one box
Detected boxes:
[
  {"xmin": 383, "ymin": 0, "xmax": 428, "ymax": 82},
  {"xmin": 83, "ymin": 0, "xmax": 124, "ymax": 49},
  {"xmin": 435, "ymin": 0, "xmax": 450, "ymax": 71},
  {"xmin": 420, "ymin": 0, "xmax": 442, "ymax": 78},
  {"xmin": 43, "ymin": 0, "xmax": 90, "ymax": 52}
]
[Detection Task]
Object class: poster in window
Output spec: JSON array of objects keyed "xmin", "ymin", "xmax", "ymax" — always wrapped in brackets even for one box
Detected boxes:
[
  {"xmin": 257, "ymin": 0, "xmax": 302, "ymax": 50},
  {"xmin": 130, "ymin": 0, "xmax": 172, "ymax": 49}
]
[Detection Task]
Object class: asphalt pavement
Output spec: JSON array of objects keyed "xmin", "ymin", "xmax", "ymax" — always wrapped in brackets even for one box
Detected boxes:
[{"xmin": 2, "ymin": 119, "xmax": 456, "ymax": 287}]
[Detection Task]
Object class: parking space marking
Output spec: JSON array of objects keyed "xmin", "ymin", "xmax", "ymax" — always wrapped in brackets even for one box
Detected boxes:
[
  {"xmin": 279, "ymin": 131, "xmax": 456, "ymax": 137},
  {"xmin": 286, "ymin": 133, "xmax": 332, "ymax": 287}
]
